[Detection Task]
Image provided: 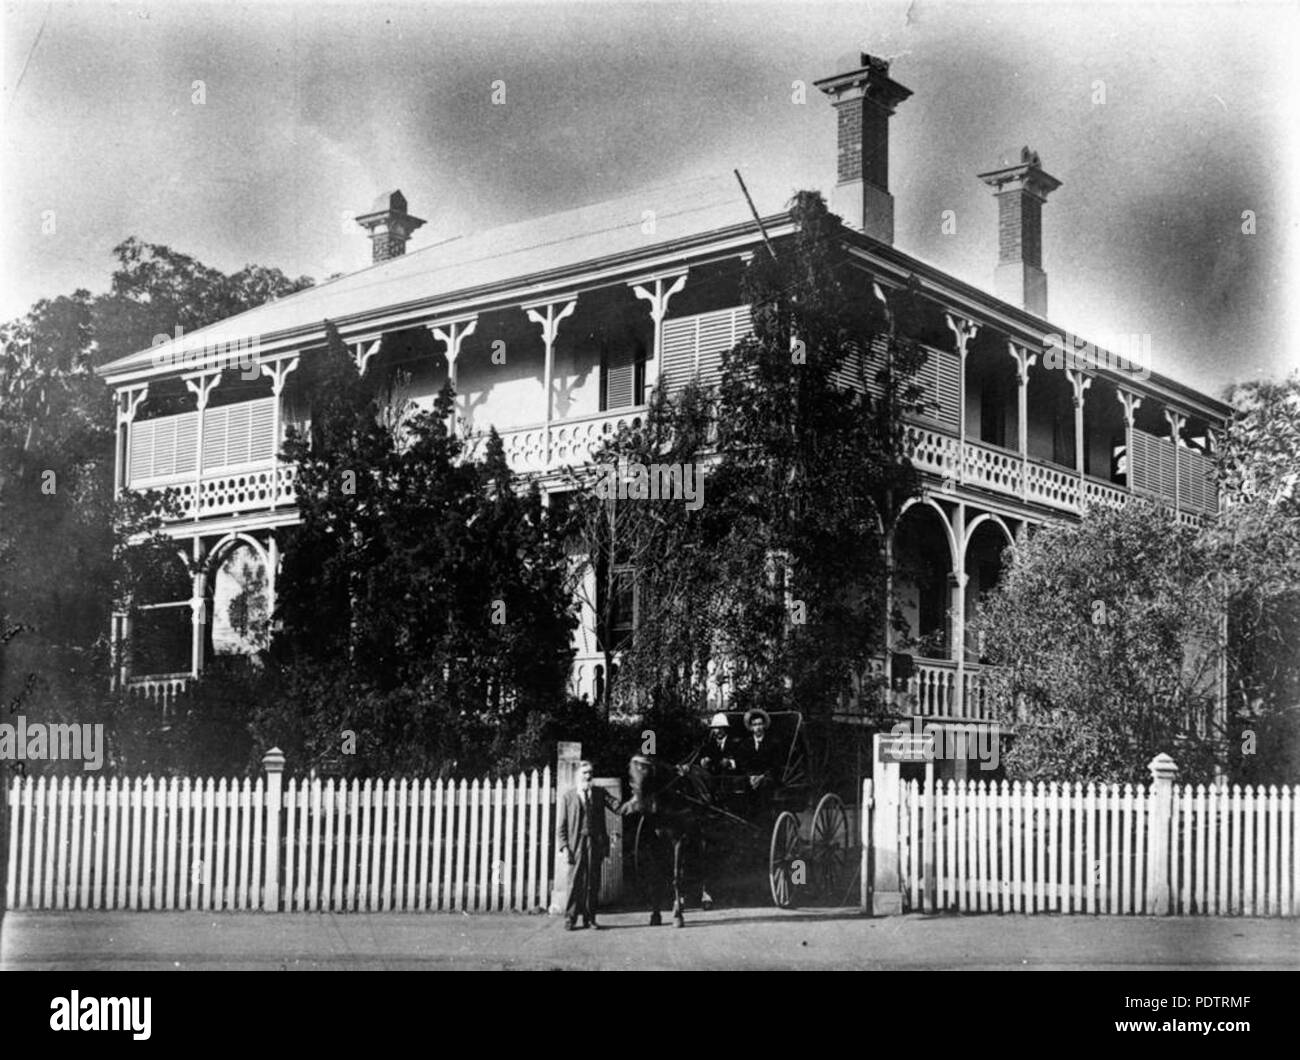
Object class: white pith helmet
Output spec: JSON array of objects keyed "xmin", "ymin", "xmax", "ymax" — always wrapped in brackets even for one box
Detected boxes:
[{"xmin": 709, "ymin": 712, "xmax": 730, "ymax": 729}]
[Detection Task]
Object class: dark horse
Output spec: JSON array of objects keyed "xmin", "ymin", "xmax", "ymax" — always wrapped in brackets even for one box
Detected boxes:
[{"xmin": 626, "ymin": 754, "xmax": 709, "ymax": 928}]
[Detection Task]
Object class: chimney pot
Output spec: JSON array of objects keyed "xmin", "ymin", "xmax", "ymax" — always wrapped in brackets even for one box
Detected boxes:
[{"xmin": 356, "ymin": 189, "xmax": 427, "ymax": 263}]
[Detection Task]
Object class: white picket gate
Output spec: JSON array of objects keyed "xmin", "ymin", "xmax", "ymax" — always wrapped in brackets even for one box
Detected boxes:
[
  {"xmin": 1, "ymin": 753, "xmax": 602, "ymax": 913},
  {"xmin": 894, "ymin": 774, "xmax": 1300, "ymax": 917}
]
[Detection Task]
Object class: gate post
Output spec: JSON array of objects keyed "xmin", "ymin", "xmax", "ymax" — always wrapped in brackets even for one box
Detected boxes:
[
  {"xmin": 871, "ymin": 734, "xmax": 904, "ymax": 915},
  {"xmin": 860, "ymin": 778, "xmax": 874, "ymax": 913},
  {"xmin": 1146, "ymin": 752, "xmax": 1178, "ymax": 915},
  {"xmin": 593, "ymin": 776, "xmax": 623, "ymax": 904},
  {"xmin": 262, "ymin": 748, "xmax": 286, "ymax": 912},
  {"xmin": 549, "ymin": 742, "xmax": 582, "ymax": 915}
]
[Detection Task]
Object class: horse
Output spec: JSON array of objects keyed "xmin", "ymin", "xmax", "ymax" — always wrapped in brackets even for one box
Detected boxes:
[{"xmin": 625, "ymin": 754, "xmax": 709, "ymax": 928}]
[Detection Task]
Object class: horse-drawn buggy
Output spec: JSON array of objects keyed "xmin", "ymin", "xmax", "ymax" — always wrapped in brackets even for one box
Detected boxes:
[{"xmin": 627, "ymin": 709, "xmax": 855, "ymax": 923}]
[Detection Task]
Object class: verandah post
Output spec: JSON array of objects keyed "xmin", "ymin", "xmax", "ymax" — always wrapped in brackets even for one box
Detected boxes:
[
  {"xmin": 262, "ymin": 748, "xmax": 286, "ymax": 911},
  {"xmin": 1147, "ymin": 752, "xmax": 1178, "ymax": 915}
]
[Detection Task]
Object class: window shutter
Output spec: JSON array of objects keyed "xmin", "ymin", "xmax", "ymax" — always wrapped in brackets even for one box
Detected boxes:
[
  {"xmin": 225, "ymin": 403, "xmax": 252, "ymax": 466},
  {"xmin": 200, "ymin": 397, "xmax": 275, "ymax": 470},
  {"xmin": 1130, "ymin": 428, "xmax": 1179, "ymax": 504},
  {"xmin": 660, "ymin": 318, "xmax": 695, "ymax": 391},
  {"xmin": 659, "ymin": 306, "xmax": 752, "ymax": 393},
  {"xmin": 933, "ymin": 350, "xmax": 961, "ymax": 435},
  {"xmin": 250, "ymin": 398, "xmax": 276, "ymax": 462},
  {"xmin": 173, "ymin": 413, "xmax": 198, "ymax": 476},
  {"xmin": 603, "ymin": 348, "xmax": 635, "ymax": 410},
  {"xmin": 1158, "ymin": 436, "xmax": 1177, "ymax": 500},
  {"xmin": 203, "ymin": 405, "xmax": 227, "ymax": 471},
  {"xmin": 129, "ymin": 420, "xmax": 152, "ymax": 484},
  {"xmin": 861, "ymin": 335, "xmax": 890, "ymax": 405},
  {"xmin": 152, "ymin": 418, "xmax": 176, "ymax": 479}
]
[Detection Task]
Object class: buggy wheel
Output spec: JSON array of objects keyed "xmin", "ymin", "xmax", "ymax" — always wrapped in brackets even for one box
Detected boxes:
[
  {"xmin": 810, "ymin": 794, "xmax": 850, "ymax": 901},
  {"xmin": 768, "ymin": 812, "xmax": 801, "ymax": 909}
]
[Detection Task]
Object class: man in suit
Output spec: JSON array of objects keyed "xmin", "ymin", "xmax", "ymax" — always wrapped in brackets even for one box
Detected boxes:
[
  {"xmin": 737, "ymin": 708, "xmax": 782, "ymax": 784},
  {"xmin": 558, "ymin": 760, "xmax": 613, "ymax": 930},
  {"xmin": 696, "ymin": 712, "xmax": 740, "ymax": 776},
  {"xmin": 737, "ymin": 708, "xmax": 783, "ymax": 823}
]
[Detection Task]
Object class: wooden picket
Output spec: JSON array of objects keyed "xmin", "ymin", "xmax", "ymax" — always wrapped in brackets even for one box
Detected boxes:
[
  {"xmin": 5, "ymin": 762, "xmax": 580, "ymax": 914},
  {"xmin": 895, "ymin": 777, "xmax": 1300, "ymax": 917}
]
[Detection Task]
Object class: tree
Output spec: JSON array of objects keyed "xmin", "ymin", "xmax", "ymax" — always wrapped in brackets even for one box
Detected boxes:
[
  {"xmin": 559, "ymin": 192, "xmax": 924, "ymax": 774},
  {"xmin": 972, "ymin": 500, "xmax": 1224, "ymax": 784},
  {"xmin": 0, "ymin": 239, "xmax": 314, "ymax": 772},
  {"xmin": 262, "ymin": 323, "xmax": 577, "ymax": 775},
  {"xmin": 706, "ymin": 191, "xmax": 923, "ymax": 718},
  {"xmin": 558, "ymin": 380, "xmax": 719, "ymax": 757},
  {"xmin": 1205, "ymin": 375, "xmax": 1300, "ymax": 783}
]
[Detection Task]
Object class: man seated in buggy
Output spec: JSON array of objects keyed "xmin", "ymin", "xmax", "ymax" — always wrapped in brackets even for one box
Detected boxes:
[
  {"xmin": 695, "ymin": 712, "xmax": 741, "ymax": 776},
  {"xmin": 735, "ymin": 707, "xmax": 784, "ymax": 823}
]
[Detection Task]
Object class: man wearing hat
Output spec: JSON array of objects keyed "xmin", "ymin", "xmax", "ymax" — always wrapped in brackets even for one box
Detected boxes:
[
  {"xmin": 558, "ymin": 760, "xmax": 616, "ymax": 930},
  {"xmin": 737, "ymin": 708, "xmax": 782, "ymax": 819},
  {"xmin": 696, "ymin": 712, "xmax": 740, "ymax": 776}
]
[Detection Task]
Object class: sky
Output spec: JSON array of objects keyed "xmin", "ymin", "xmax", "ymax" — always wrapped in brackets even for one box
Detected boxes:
[{"xmin": 2, "ymin": 0, "xmax": 1297, "ymax": 399}]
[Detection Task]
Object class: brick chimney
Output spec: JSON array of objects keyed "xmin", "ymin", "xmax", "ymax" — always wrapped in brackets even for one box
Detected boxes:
[
  {"xmin": 815, "ymin": 52, "xmax": 912, "ymax": 244},
  {"xmin": 356, "ymin": 190, "xmax": 426, "ymax": 263},
  {"xmin": 978, "ymin": 148, "xmax": 1061, "ymax": 317}
]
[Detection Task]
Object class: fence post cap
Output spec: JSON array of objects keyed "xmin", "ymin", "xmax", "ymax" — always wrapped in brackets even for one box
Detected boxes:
[
  {"xmin": 261, "ymin": 747, "xmax": 286, "ymax": 773},
  {"xmin": 1147, "ymin": 752, "xmax": 1178, "ymax": 781}
]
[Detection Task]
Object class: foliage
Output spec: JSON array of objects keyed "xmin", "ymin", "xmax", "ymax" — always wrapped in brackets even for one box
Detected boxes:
[
  {"xmin": 560, "ymin": 381, "xmax": 716, "ymax": 725},
  {"xmin": 972, "ymin": 501, "xmax": 1224, "ymax": 784},
  {"xmin": 704, "ymin": 191, "xmax": 923, "ymax": 717},
  {"xmin": 0, "ymin": 240, "xmax": 312, "ymax": 767},
  {"xmin": 562, "ymin": 191, "xmax": 923, "ymax": 738},
  {"xmin": 1204, "ymin": 375, "xmax": 1300, "ymax": 783},
  {"xmin": 264, "ymin": 323, "xmax": 577, "ymax": 776}
]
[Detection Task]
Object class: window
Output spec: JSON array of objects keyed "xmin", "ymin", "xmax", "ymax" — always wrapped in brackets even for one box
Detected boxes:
[
  {"xmin": 599, "ymin": 339, "xmax": 647, "ymax": 411},
  {"xmin": 597, "ymin": 561, "xmax": 636, "ymax": 651}
]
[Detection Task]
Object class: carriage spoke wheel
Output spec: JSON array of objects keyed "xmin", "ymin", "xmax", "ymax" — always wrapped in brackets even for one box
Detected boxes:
[
  {"xmin": 768, "ymin": 812, "xmax": 801, "ymax": 909},
  {"xmin": 810, "ymin": 794, "xmax": 850, "ymax": 902}
]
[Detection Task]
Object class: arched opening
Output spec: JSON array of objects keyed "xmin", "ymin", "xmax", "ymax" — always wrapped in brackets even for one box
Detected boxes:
[
  {"xmin": 893, "ymin": 503, "xmax": 955, "ymax": 659},
  {"xmin": 965, "ymin": 518, "xmax": 1014, "ymax": 662},
  {"xmin": 205, "ymin": 539, "xmax": 270, "ymax": 660}
]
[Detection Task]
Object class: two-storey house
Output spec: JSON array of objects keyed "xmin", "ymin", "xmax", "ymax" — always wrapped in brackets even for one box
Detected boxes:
[{"xmin": 97, "ymin": 53, "xmax": 1230, "ymax": 775}]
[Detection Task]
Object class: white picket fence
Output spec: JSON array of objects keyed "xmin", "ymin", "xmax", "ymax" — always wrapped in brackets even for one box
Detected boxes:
[
  {"xmin": 3, "ymin": 759, "xmax": 587, "ymax": 913},
  {"xmin": 896, "ymin": 776, "xmax": 1300, "ymax": 916},
  {"xmin": 279, "ymin": 772, "xmax": 555, "ymax": 913}
]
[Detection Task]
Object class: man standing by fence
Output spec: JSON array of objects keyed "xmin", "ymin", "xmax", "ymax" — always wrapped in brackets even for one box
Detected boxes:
[{"xmin": 558, "ymin": 761, "xmax": 612, "ymax": 930}]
